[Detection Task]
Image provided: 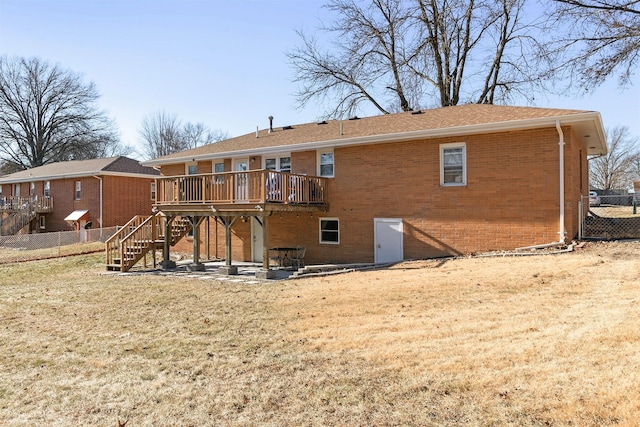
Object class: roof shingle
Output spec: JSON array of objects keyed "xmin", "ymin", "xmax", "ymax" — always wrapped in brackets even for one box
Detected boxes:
[{"xmin": 146, "ymin": 104, "xmax": 603, "ymax": 164}]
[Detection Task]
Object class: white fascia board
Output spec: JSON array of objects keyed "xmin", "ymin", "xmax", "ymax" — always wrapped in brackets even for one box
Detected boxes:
[
  {"xmin": 0, "ymin": 171, "xmax": 158, "ymax": 184},
  {"xmin": 143, "ymin": 112, "xmax": 606, "ymax": 166}
]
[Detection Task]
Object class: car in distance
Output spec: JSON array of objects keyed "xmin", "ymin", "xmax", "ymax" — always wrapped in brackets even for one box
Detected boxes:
[{"xmin": 589, "ymin": 191, "xmax": 601, "ymax": 207}]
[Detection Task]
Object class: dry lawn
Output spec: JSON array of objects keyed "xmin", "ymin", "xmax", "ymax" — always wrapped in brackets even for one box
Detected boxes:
[
  {"xmin": 0, "ymin": 242, "xmax": 104, "ymax": 264},
  {"xmin": 0, "ymin": 241, "xmax": 639, "ymax": 426}
]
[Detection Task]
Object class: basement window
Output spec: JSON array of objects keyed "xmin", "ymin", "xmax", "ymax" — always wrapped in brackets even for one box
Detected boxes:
[{"xmin": 319, "ymin": 218, "xmax": 339, "ymax": 244}]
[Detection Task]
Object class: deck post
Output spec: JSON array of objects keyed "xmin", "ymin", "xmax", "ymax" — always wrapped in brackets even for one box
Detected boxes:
[
  {"xmin": 262, "ymin": 214, "xmax": 269, "ymax": 270},
  {"xmin": 256, "ymin": 213, "xmax": 276, "ymax": 280},
  {"xmin": 161, "ymin": 215, "xmax": 176, "ymax": 269},
  {"xmin": 188, "ymin": 216, "xmax": 205, "ymax": 271},
  {"xmin": 219, "ymin": 216, "xmax": 238, "ymax": 275}
]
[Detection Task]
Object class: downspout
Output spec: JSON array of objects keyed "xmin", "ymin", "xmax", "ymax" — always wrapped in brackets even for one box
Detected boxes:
[
  {"xmin": 555, "ymin": 120, "xmax": 566, "ymax": 244},
  {"xmin": 92, "ymin": 175, "xmax": 103, "ymax": 239},
  {"xmin": 516, "ymin": 121, "xmax": 568, "ymax": 250}
]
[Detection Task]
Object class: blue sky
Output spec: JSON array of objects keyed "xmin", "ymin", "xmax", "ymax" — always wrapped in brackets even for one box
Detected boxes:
[{"xmin": 1, "ymin": 0, "xmax": 639, "ymax": 158}]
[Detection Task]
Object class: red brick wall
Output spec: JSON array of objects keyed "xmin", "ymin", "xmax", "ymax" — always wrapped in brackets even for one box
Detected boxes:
[
  {"xmin": 102, "ymin": 176, "xmax": 155, "ymax": 227},
  {"xmin": 7, "ymin": 176, "xmax": 156, "ymax": 232},
  {"xmin": 163, "ymin": 125, "xmax": 591, "ymax": 264}
]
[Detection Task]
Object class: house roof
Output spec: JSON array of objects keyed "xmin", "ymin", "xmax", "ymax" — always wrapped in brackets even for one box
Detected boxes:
[
  {"xmin": 143, "ymin": 104, "xmax": 607, "ymax": 167},
  {"xmin": 0, "ymin": 156, "xmax": 159, "ymax": 184}
]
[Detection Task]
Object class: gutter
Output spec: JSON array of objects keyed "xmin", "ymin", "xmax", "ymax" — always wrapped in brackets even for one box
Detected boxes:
[
  {"xmin": 0, "ymin": 171, "xmax": 158, "ymax": 185},
  {"xmin": 141, "ymin": 112, "xmax": 606, "ymax": 167}
]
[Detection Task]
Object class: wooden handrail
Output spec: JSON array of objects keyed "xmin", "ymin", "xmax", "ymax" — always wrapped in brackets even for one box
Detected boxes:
[
  {"xmin": 105, "ymin": 214, "xmax": 150, "ymax": 266},
  {"xmin": 0, "ymin": 196, "xmax": 53, "ymax": 213},
  {"xmin": 155, "ymin": 170, "xmax": 327, "ymax": 206}
]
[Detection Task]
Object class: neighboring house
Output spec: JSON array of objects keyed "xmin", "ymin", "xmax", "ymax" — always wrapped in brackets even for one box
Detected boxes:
[
  {"xmin": 0, "ymin": 156, "xmax": 159, "ymax": 237},
  {"xmin": 110, "ymin": 104, "xmax": 607, "ymax": 273}
]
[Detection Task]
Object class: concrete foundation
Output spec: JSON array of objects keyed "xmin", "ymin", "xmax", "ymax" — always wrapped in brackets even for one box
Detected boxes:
[
  {"xmin": 255, "ymin": 269, "xmax": 277, "ymax": 280},
  {"xmin": 218, "ymin": 265, "xmax": 238, "ymax": 275},
  {"xmin": 160, "ymin": 260, "xmax": 177, "ymax": 269},
  {"xmin": 187, "ymin": 263, "xmax": 205, "ymax": 272}
]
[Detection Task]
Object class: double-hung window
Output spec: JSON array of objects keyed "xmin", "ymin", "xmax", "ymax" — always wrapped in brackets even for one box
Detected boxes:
[
  {"xmin": 214, "ymin": 162, "xmax": 225, "ymax": 183},
  {"xmin": 319, "ymin": 218, "xmax": 339, "ymax": 244},
  {"xmin": 318, "ymin": 150, "xmax": 334, "ymax": 177},
  {"xmin": 440, "ymin": 143, "xmax": 466, "ymax": 186},
  {"xmin": 75, "ymin": 181, "xmax": 82, "ymax": 200},
  {"xmin": 44, "ymin": 181, "xmax": 50, "ymax": 197}
]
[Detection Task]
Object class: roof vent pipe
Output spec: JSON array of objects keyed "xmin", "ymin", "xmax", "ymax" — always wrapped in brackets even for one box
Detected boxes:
[{"xmin": 268, "ymin": 116, "xmax": 274, "ymax": 133}]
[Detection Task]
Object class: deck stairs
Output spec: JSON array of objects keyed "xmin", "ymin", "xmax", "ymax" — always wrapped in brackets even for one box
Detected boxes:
[
  {"xmin": 105, "ymin": 212, "xmax": 192, "ymax": 272},
  {"xmin": 1, "ymin": 208, "xmax": 37, "ymax": 236}
]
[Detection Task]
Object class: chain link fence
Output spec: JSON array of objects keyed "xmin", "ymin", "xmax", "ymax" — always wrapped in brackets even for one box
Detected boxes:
[
  {"xmin": 580, "ymin": 194, "xmax": 640, "ymax": 240},
  {"xmin": 0, "ymin": 227, "xmax": 118, "ymax": 263}
]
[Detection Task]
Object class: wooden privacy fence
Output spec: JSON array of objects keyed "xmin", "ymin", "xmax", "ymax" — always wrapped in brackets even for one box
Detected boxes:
[{"xmin": 156, "ymin": 170, "xmax": 327, "ymax": 206}]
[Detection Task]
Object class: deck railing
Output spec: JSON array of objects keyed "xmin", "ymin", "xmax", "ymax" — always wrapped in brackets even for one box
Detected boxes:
[
  {"xmin": 0, "ymin": 196, "xmax": 53, "ymax": 213},
  {"xmin": 155, "ymin": 170, "xmax": 327, "ymax": 206}
]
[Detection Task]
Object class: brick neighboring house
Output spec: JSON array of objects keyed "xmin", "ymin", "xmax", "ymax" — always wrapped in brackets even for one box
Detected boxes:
[
  {"xmin": 0, "ymin": 156, "xmax": 159, "ymax": 237},
  {"xmin": 111, "ymin": 104, "xmax": 606, "ymax": 272}
]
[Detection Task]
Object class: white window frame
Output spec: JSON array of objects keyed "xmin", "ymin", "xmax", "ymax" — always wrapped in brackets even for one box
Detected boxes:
[
  {"xmin": 44, "ymin": 181, "xmax": 50, "ymax": 197},
  {"xmin": 440, "ymin": 142, "xmax": 467, "ymax": 186},
  {"xmin": 30, "ymin": 182, "xmax": 35, "ymax": 196},
  {"xmin": 150, "ymin": 182, "xmax": 156, "ymax": 200},
  {"xmin": 317, "ymin": 149, "xmax": 334, "ymax": 178},
  {"xmin": 186, "ymin": 163, "xmax": 198, "ymax": 175},
  {"xmin": 39, "ymin": 216, "xmax": 46, "ymax": 230},
  {"xmin": 75, "ymin": 181, "xmax": 81, "ymax": 200},
  {"xmin": 264, "ymin": 153, "xmax": 291, "ymax": 172},
  {"xmin": 319, "ymin": 217, "xmax": 340, "ymax": 244}
]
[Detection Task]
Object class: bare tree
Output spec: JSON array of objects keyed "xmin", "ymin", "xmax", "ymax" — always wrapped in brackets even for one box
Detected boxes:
[
  {"xmin": 139, "ymin": 112, "xmax": 185, "ymax": 159},
  {"xmin": 546, "ymin": 0, "xmax": 640, "ymax": 88},
  {"xmin": 182, "ymin": 122, "xmax": 229, "ymax": 150},
  {"xmin": 288, "ymin": 0, "xmax": 546, "ymax": 118},
  {"xmin": 0, "ymin": 56, "xmax": 120, "ymax": 170},
  {"xmin": 590, "ymin": 126, "xmax": 640, "ymax": 190},
  {"xmin": 139, "ymin": 112, "xmax": 228, "ymax": 159}
]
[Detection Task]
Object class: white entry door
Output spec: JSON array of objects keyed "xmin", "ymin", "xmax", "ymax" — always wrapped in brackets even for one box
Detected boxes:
[
  {"xmin": 251, "ymin": 217, "xmax": 263, "ymax": 262},
  {"xmin": 374, "ymin": 218, "xmax": 403, "ymax": 264},
  {"xmin": 234, "ymin": 158, "xmax": 249, "ymax": 202}
]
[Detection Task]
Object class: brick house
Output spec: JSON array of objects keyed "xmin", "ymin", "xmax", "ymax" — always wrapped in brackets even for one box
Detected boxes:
[
  {"xmin": 0, "ymin": 156, "xmax": 159, "ymax": 237},
  {"xmin": 111, "ymin": 104, "xmax": 606, "ymax": 272}
]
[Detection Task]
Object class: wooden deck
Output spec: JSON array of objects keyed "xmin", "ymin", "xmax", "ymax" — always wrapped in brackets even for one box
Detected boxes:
[
  {"xmin": 154, "ymin": 170, "xmax": 328, "ymax": 215},
  {"xmin": 0, "ymin": 196, "xmax": 53, "ymax": 213}
]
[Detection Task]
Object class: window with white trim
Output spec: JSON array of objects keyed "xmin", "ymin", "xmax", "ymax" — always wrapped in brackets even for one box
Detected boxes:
[
  {"xmin": 264, "ymin": 155, "xmax": 291, "ymax": 172},
  {"xmin": 318, "ymin": 149, "xmax": 334, "ymax": 177},
  {"xmin": 44, "ymin": 181, "xmax": 50, "ymax": 197},
  {"xmin": 186, "ymin": 163, "xmax": 198, "ymax": 175},
  {"xmin": 319, "ymin": 218, "xmax": 340, "ymax": 244},
  {"xmin": 75, "ymin": 181, "xmax": 81, "ymax": 200},
  {"xmin": 30, "ymin": 182, "xmax": 35, "ymax": 196},
  {"xmin": 39, "ymin": 216, "xmax": 46, "ymax": 230},
  {"xmin": 150, "ymin": 182, "xmax": 156, "ymax": 200},
  {"xmin": 440, "ymin": 143, "xmax": 466, "ymax": 186}
]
